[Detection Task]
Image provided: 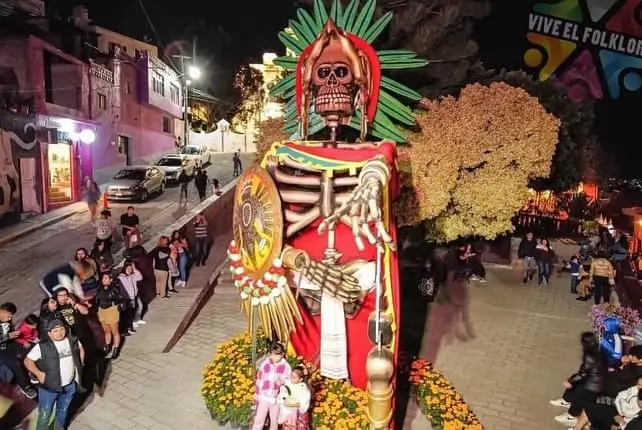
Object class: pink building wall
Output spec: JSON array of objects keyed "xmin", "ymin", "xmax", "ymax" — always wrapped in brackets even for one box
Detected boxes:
[
  {"xmin": 89, "ymin": 55, "xmax": 178, "ymax": 183},
  {"xmin": 88, "ymin": 60, "xmax": 120, "ymax": 173},
  {"xmin": 119, "ymin": 60, "xmax": 177, "ymax": 161}
]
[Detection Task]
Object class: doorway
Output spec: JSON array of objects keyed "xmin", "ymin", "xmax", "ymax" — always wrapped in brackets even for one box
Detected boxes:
[
  {"xmin": 118, "ymin": 135, "xmax": 131, "ymax": 165},
  {"xmin": 19, "ymin": 158, "xmax": 41, "ymax": 213},
  {"xmin": 47, "ymin": 143, "xmax": 72, "ymax": 204}
]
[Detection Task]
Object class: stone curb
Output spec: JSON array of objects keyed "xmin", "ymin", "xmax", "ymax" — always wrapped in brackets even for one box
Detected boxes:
[{"xmin": 0, "ymin": 209, "xmax": 82, "ymax": 247}]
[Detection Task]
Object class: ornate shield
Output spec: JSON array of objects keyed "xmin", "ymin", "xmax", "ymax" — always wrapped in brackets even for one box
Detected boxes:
[{"xmin": 232, "ymin": 166, "xmax": 283, "ymax": 278}]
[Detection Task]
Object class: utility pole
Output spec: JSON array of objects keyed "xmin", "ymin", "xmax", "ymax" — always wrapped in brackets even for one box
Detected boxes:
[{"xmin": 173, "ymin": 54, "xmax": 192, "ymax": 147}]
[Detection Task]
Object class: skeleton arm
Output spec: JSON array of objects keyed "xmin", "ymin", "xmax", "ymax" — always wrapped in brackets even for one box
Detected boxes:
[
  {"xmin": 319, "ymin": 157, "xmax": 394, "ymax": 250},
  {"xmin": 281, "ymin": 246, "xmax": 362, "ymax": 303}
]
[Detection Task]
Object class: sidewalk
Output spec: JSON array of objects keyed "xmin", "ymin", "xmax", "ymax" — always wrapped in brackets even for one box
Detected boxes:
[
  {"xmin": 0, "ymin": 202, "xmax": 86, "ymax": 246},
  {"xmin": 70, "ymin": 229, "xmax": 234, "ymax": 430}
]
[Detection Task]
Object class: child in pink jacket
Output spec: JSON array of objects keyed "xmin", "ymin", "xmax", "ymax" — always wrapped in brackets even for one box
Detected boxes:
[{"xmin": 252, "ymin": 342, "xmax": 291, "ymax": 430}]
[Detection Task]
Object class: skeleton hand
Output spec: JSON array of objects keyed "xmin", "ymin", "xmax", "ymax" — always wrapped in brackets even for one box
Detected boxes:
[
  {"xmin": 318, "ymin": 159, "xmax": 394, "ymax": 251},
  {"xmin": 294, "ymin": 254, "xmax": 363, "ymax": 304}
]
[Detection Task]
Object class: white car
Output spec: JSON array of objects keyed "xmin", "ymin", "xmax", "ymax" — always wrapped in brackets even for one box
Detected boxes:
[
  {"xmin": 180, "ymin": 145, "xmax": 210, "ymax": 167},
  {"xmin": 155, "ymin": 154, "xmax": 195, "ymax": 183}
]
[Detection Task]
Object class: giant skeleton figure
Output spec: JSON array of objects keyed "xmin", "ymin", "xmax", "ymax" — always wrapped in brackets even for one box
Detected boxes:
[{"xmin": 229, "ymin": 8, "xmax": 422, "ymax": 427}]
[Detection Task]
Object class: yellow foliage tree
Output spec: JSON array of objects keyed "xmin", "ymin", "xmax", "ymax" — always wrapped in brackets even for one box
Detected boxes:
[
  {"xmin": 255, "ymin": 118, "xmax": 289, "ymax": 163},
  {"xmin": 398, "ymin": 82, "xmax": 560, "ymax": 242}
]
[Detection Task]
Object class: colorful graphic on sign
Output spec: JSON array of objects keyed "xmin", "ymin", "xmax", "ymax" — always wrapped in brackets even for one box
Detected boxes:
[{"xmin": 524, "ymin": 0, "xmax": 642, "ymax": 101}]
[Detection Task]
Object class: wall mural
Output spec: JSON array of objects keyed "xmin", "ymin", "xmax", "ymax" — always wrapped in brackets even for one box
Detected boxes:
[
  {"xmin": 0, "ymin": 111, "xmax": 38, "ymax": 227},
  {"xmin": 524, "ymin": 0, "xmax": 642, "ymax": 101}
]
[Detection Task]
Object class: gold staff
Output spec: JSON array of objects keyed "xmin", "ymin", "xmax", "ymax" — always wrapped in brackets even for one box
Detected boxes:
[{"xmin": 366, "ymin": 237, "xmax": 395, "ymax": 429}]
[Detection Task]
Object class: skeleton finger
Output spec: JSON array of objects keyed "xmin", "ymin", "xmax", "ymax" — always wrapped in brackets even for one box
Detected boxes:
[
  {"xmin": 353, "ymin": 219, "xmax": 364, "ymax": 251},
  {"xmin": 375, "ymin": 220, "xmax": 395, "ymax": 250},
  {"xmin": 368, "ymin": 197, "xmax": 382, "ymax": 223},
  {"xmin": 360, "ymin": 222, "xmax": 377, "ymax": 245},
  {"xmin": 341, "ymin": 275, "xmax": 362, "ymax": 291}
]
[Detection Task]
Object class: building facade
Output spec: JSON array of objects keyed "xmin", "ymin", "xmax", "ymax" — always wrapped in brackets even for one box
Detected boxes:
[
  {"xmin": 87, "ymin": 21, "xmax": 183, "ymax": 184},
  {"xmin": 0, "ymin": 34, "xmax": 98, "ymax": 225}
]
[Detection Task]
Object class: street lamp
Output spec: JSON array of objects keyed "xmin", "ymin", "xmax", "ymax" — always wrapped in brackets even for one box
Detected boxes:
[
  {"xmin": 174, "ymin": 59, "xmax": 200, "ymax": 147},
  {"xmin": 188, "ymin": 65, "xmax": 201, "ymax": 80}
]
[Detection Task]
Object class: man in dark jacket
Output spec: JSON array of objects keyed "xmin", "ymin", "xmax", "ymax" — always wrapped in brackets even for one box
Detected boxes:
[
  {"xmin": 194, "ymin": 169, "xmax": 208, "ymax": 201},
  {"xmin": 178, "ymin": 168, "xmax": 190, "ymax": 203},
  {"xmin": 24, "ymin": 318, "xmax": 84, "ymax": 430},
  {"xmin": 518, "ymin": 232, "xmax": 538, "ymax": 283}
]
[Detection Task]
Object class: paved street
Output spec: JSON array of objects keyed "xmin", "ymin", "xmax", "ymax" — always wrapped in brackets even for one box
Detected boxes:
[
  {"xmin": 418, "ymin": 267, "xmax": 588, "ymax": 430},
  {"xmin": 0, "ymin": 153, "xmax": 252, "ymax": 319}
]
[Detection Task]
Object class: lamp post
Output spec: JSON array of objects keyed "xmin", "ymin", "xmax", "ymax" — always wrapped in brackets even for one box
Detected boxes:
[{"xmin": 173, "ymin": 55, "xmax": 201, "ymax": 148}]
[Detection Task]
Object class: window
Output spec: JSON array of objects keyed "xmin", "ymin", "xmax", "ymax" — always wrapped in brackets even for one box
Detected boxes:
[
  {"xmin": 125, "ymin": 81, "xmax": 131, "ymax": 95},
  {"xmin": 97, "ymin": 93, "xmax": 107, "ymax": 109},
  {"xmin": 162, "ymin": 116, "xmax": 171, "ymax": 133},
  {"xmin": 170, "ymin": 84, "xmax": 179, "ymax": 104},
  {"xmin": 117, "ymin": 135, "xmax": 129, "ymax": 155},
  {"xmin": 152, "ymin": 73, "xmax": 164, "ymax": 96}
]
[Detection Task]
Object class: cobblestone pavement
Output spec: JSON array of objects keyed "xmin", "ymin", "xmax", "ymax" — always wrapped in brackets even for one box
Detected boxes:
[
  {"xmin": 0, "ymin": 153, "xmax": 252, "ymax": 319},
  {"xmin": 419, "ymin": 268, "xmax": 588, "ymax": 430}
]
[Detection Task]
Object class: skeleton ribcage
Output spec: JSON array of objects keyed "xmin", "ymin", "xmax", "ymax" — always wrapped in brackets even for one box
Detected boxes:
[{"xmin": 267, "ymin": 158, "xmax": 360, "ymax": 239}]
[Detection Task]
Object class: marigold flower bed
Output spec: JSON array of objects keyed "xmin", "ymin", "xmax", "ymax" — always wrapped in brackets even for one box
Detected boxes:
[{"xmin": 202, "ymin": 332, "xmax": 482, "ymax": 429}]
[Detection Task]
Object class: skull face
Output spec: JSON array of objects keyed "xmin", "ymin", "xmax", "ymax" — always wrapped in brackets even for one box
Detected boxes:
[{"xmin": 311, "ymin": 40, "xmax": 356, "ymax": 120}]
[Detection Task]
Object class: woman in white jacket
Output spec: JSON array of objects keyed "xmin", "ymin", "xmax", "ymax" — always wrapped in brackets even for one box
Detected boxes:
[
  {"xmin": 118, "ymin": 262, "xmax": 143, "ymax": 335},
  {"xmin": 615, "ymin": 376, "xmax": 642, "ymax": 428}
]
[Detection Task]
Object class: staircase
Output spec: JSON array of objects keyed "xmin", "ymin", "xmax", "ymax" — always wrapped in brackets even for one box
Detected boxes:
[{"xmin": 48, "ymin": 185, "xmax": 71, "ymax": 204}]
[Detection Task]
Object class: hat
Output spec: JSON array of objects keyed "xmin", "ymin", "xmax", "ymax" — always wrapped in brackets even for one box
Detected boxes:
[{"xmin": 47, "ymin": 318, "xmax": 65, "ymax": 332}]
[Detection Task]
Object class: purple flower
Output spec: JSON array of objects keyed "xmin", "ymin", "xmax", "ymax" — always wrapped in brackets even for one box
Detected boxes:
[{"xmin": 588, "ymin": 305, "xmax": 642, "ymax": 337}]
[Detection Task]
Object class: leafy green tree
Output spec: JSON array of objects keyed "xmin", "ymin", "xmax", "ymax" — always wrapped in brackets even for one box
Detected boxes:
[
  {"xmin": 468, "ymin": 67, "xmax": 595, "ymax": 192},
  {"xmin": 232, "ymin": 65, "xmax": 266, "ymax": 130}
]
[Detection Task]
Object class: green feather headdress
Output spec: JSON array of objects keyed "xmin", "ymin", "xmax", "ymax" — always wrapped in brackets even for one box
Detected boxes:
[{"xmin": 269, "ymin": 0, "xmax": 428, "ymax": 142}]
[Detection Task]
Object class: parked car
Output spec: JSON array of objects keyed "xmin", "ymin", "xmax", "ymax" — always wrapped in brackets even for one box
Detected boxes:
[
  {"xmin": 104, "ymin": 166, "xmax": 166, "ymax": 202},
  {"xmin": 180, "ymin": 144, "xmax": 210, "ymax": 167},
  {"xmin": 156, "ymin": 155, "xmax": 195, "ymax": 183}
]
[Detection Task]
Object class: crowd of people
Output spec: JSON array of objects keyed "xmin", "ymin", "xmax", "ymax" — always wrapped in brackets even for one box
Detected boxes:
[
  {"xmin": 517, "ymin": 227, "xmax": 637, "ymax": 307},
  {"xmin": 551, "ymin": 333, "xmax": 642, "ymax": 429},
  {"xmin": 0, "ymin": 204, "xmax": 212, "ymax": 429}
]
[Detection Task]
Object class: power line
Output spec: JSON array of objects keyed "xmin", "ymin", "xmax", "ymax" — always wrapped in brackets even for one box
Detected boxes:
[{"xmin": 135, "ymin": 0, "xmax": 179, "ymax": 73}]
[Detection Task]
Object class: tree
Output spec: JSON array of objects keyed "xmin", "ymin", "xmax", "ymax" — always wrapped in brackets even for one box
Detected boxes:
[
  {"xmin": 233, "ymin": 65, "xmax": 266, "ymax": 130},
  {"xmin": 255, "ymin": 118, "xmax": 289, "ymax": 163},
  {"xmin": 556, "ymin": 193, "xmax": 597, "ymax": 220},
  {"xmin": 299, "ymin": 0, "xmax": 491, "ymax": 97},
  {"xmin": 468, "ymin": 67, "xmax": 595, "ymax": 192},
  {"xmin": 382, "ymin": 0, "xmax": 491, "ymax": 96},
  {"xmin": 397, "ymin": 82, "xmax": 560, "ymax": 242}
]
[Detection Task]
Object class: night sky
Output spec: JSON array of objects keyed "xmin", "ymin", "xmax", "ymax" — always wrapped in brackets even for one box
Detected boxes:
[{"xmin": 48, "ymin": 0, "xmax": 642, "ymax": 176}]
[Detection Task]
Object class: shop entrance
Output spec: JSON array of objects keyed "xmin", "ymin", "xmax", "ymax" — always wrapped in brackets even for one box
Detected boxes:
[{"xmin": 47, "ymin": 143, "xmax": 73, "ymax": 204}]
